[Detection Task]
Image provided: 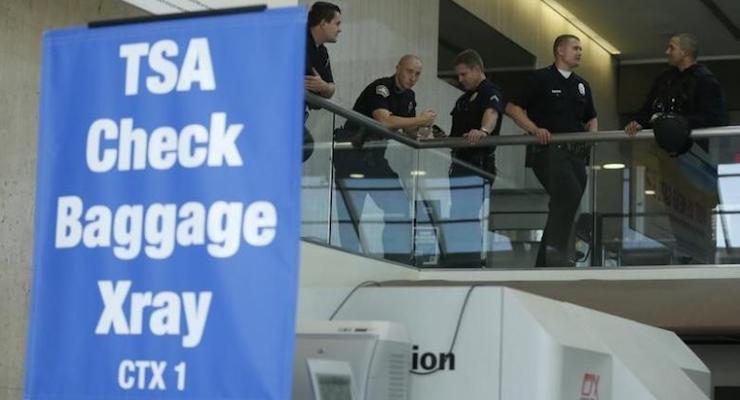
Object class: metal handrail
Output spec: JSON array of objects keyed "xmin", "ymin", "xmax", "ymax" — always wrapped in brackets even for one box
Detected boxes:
[
  {"xmin": 306, "ymin": 92, "xmax": 740, "ymax": 149},
  {"xmin": 309, "ymin": 92, "xmax": 497, "ymax": 181},
  {"xmin": 307, "ymin": 92, "xmax": 420, "ymax": 147}
]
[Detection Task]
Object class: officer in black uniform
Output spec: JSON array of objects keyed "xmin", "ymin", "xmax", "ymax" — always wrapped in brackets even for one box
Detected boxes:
[
  {"xmin": 625, "ymin": 33, "xmax": 728, "ymax": 138},
  {"xmin": 446, "ymin": 49, "xmax": 506, "ymax": 267},
  {"xmin": 506, "ymin": 34, "xmax": 598, "ymax": 267},
  {"xmin": 303, "ymin": 2, "xmax": 341, "ymax": 161},
  {"xmin": 305, "ymin": 2, "xmax": 340, "ymax": 99},
  {"xmin": 625, "ymin": 33, "xmax": 727, "ymax": 264},
  {"xmin": 334, "ymin": 55, "xmax": 437, "ymax": 263}
]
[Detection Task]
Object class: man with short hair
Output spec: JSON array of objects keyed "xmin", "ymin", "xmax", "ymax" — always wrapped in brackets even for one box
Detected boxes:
[
  {"xmin": 624, "ymin": 33, "xmax": 727, "ymax": 264},
  {"xmin": 506, "ymin": 34, "xmax": 598, "ymax": 267},
  {"xmin": 305, "ymin": 1, "xmax": 341, "ymax": 98},
  {"xmin": 624, "ymin": 33, "xmax": 727, "ymax": 136},
  {"xmin": 303, "ymin": 2, "xmax": 341, "ymax": 161},
  {"xmin": 445, "ymin": 49, "xmax": 506, "ymax": 267},
  {"xmin": 333, "ymin": 55, "xmax": 437, "ymax": 263}
]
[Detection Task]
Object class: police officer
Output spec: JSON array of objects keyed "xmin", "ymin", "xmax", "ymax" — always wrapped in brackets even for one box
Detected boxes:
[
  {"xmin": 334, "ymin": 55, "xmax": 437, "ymax": 263},
  {"xmin": 506, "ymin": 34, "xmax": 598, "ymax": 267},
  {"xmin": 303, "ymin": 2, "xmax": 341, "ymax": 161},
  {"xmin": 624, "ymin": 33, "xmax": 728, "ymax": 138},
  {"xmin": 305, "ymin": 2, "xmax": 340, "ymax": 99},
  {"xmin": 625, "ymin": 33, "xmax": 727, "ymax": 264},
  {"xmin": 446, "ymin": 49, "xmax": 506, "ymax": 267}
]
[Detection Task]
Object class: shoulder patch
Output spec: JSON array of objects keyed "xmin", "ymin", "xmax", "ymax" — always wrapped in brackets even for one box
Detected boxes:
[
  {"xmin": 578, "ymin": 83, "xmax": 586, "ymax": 96},
  {"xmin": 376, "ymin": 85, "xmax": 390, "ymax": 98},
  {"xmin": 491, "ymin": 94, "xmax": 500, "ymax": 103}
]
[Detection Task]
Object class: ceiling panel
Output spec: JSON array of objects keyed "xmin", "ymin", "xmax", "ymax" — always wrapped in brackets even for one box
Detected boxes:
[
  {"xmin": 121, "ymin": 0, "xmax": 296, "ymax": 14},
  {"xmin": 715, "ymin": 0, "xmax": 740, "ymax": 31},
  {"xmin": 438, "ymin": 0, "xmax": 536, "ymax": 71}
]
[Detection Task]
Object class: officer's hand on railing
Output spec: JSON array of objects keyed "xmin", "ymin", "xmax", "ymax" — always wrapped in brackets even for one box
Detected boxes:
[
  {"xmin": 305, "ymin": 68, "xmax": 330, "ymax": 93},
  {"xmin": 529, "ymin": 127, "xmax": 551, "ymax": 144},
  {"xmin": 624, "ymin": 121, "xmax": 643, "ymax": 137},
  {"xmin": 463, "ymin": 129, "xmax": 487, "ymax": 144},
  {"xmin": 415, "ymin": 124, "xmax": 447, "ymax": 141},
  {"xmin": 304, "ymin": 76, "xmax": 328, "ymax": 93},
  {"xmin": 419, "ymin": 109, "xmax": 437, "ymax": 126},
  {"xmin": 414, "ymin": 126, "xmax": 433, "ymax": 140}
]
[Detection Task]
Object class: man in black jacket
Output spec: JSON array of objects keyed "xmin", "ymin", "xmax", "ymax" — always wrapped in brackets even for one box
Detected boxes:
[
  {"xmin": 625, "ymin": 33, "xmax": 727, "ymax": 264},
  {"xmin": 625, "ymin": 33, "xmax": 728, "ymax": 136}
]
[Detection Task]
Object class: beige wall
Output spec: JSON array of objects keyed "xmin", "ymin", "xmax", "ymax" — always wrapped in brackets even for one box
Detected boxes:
[{"xmin": 0, "ymin": 1, "xmax": 144, "ymax": 398}]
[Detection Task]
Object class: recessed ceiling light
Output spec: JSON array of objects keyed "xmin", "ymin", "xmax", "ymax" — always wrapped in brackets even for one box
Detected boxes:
[{"xmin": 602, "ymin": 163, "xmax": 625, "ymax": 170}]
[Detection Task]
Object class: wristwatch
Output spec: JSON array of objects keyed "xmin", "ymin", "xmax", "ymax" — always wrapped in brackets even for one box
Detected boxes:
[{"xmin": 480, "ymin": 127, "xmax": 491, "ymax": 135}]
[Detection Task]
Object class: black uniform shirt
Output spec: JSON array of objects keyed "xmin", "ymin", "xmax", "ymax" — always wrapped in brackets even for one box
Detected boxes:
[
  {"xmin": 512, "ymin": 65, "xmax": 597, "ymax": 164},
  {"xmin": 451, "ymin": 80, "xmax": 506, "ymax": 137},
  {"xmin": 306, "ymin": 30, "xmax": 334, "ymax": 84},
  {"xmin": 512, "ymin": 64, "xmax": 596, "ymax": 134},
  {"xmin": 349, "ymin": 76, "xmax": 416, "ymax": 140},
  {"xmin": 450, "ymin": 80, "xmax": 506, "ymax": 167},
  {"xmin": 635, "ymin": 63, "xmax": 727, "ymax": 129}
]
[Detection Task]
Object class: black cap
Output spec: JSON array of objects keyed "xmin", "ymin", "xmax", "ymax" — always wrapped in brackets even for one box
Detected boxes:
[{"xmin": 652, "ymin": 113, "xmax": 693, "ymax": 156}]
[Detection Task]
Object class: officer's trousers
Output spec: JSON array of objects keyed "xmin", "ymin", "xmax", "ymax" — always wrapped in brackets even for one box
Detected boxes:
[{"xmin": 531, "ymin": 146, "xmax": 587, "ymax": 267}]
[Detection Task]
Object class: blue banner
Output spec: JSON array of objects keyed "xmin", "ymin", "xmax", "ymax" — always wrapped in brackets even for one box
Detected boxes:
[{"xmin": 26, "ymin": 7, "xmax": 305, "ymax": 399}]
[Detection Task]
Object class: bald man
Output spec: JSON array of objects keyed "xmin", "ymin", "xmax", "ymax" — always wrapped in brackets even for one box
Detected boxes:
[
  {"xmin": 333, "ymin": 55, "xmax": 437, "ymax": 263},
  {"xmin": 348, "ymin": 54, "xmax": 437, "ymax": 139}
]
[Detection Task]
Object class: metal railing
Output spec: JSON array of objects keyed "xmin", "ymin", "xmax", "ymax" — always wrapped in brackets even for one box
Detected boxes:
[
  {"xmin": 304, "ymin": 91, "xmax": 740, "ymax": 268},
  {"xmin": 307, "ymin": 91, "xmax": 740, "ymax": 148}
]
